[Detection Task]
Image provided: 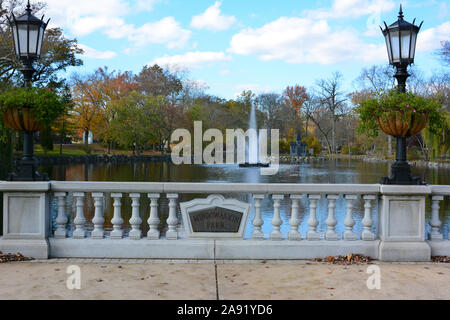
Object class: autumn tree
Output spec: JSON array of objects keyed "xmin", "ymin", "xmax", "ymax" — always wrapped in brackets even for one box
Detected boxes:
[{"xmin": 283, "ymin": 85, "xmax": 309, "ymax": 136}]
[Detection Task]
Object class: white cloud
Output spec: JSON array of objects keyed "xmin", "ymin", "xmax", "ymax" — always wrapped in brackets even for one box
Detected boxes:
[
  {"xmin": 303, "ymin": 0, "xmax": 396, "ymax": 19},
  {"xmin": 191, "ymin": 1, "xmax": 237, "ymax": 31},
  {"xmin": 43, "ymin": 0, "xmax": 189, "ymax": 49},
  {"xmin": 229, "ymin": 17, "xmax": 386, "ymax": 65},
  {"xmin": 150, "ymin": 51, "xmax": 232, "ymax": 70},
  {"xmin": 44, "ymin": 0, "xmax": 134, "ymax": 36},
  {"xmin": 78, "ymin": 44, "xmax": 117, "ymax": 59},
  {"xmin": 129, "ymin": 17, "xmax": 191, "ymax": 49},
  {"xmin": 417, "ymin": 21, "xmax": 450, "ymax": 52}
]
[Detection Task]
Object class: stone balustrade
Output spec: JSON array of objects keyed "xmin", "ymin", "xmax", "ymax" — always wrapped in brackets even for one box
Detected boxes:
[{"xmin": 0, "ymin": 181, "xmax": 448, "ymax": 261}]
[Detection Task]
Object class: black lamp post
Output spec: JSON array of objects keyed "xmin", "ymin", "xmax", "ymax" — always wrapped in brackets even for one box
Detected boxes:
[
  {"xmin": 380, "ymin": 5, "xmax": 424, "ymax": 185},
  {"xmin": 6, "ymin": 0, "xmax": 50, "ymax": 181}
]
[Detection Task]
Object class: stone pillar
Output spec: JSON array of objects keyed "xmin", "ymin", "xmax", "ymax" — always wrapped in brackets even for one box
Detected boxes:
[
  {"xmin": 0, "ymin": 182, "xmax": 51, "ymax": 259},
  {"xmin": 378, "ymin": 185, "xmax": 431, "ymax": 262}
]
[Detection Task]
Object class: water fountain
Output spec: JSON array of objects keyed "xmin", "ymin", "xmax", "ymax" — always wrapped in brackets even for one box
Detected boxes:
[{"xmin": 239, "ymin": 103, "xmax": 270, "ymax": 168}]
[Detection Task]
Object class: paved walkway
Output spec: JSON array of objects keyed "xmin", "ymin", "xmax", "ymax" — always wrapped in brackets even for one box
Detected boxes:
[{"xmin": 0, "ymin": 260, "xmax": 449, "ymax": 300}]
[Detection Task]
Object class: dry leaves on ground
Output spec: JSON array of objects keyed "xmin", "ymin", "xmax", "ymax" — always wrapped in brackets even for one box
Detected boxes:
[
  {"xmin": 432, "ymin": 256, "xmax": 450, "ymax": 263},
  {"xmin": 312, "ymin": 254, "xmax": 372, "ymax": 265},
  {"xmin": 0, "ymin": 252, "xmax": 33, "ymax": 263}
]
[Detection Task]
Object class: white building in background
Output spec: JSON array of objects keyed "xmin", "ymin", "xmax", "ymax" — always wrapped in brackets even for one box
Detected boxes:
[{"xmin": 82, "ymin": 131, "xmax": 94, "ymax": 145}]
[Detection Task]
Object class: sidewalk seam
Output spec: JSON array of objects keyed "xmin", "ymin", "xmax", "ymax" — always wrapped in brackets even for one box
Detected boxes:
[{"xmin": 214, "ymin": 240, "xmax": 220, "ymax": 301}]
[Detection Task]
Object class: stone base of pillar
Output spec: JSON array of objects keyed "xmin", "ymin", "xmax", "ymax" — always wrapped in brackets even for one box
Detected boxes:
[
  {"xmin": 378, "ymin": 241, "xmax": 431, "ymax": 262},
  {"xmin": 1, "ymin": 185, "xmax": 51, "ymax": 260},
  {"xmin": 378, "ymin": 186, "xmax": 431, "ymax": 262},
  {"xmin": 0, "ymin": 239, "xmax": 49, "ymax": 259}
]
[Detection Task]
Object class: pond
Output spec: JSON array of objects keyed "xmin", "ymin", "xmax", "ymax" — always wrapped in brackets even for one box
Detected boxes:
[{"xmin": 36, "ymin": 159, "xmax": 450, "ymax": 240}]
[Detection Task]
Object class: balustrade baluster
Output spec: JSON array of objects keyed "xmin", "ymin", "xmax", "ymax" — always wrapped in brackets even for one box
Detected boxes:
[
  {"xmin": 252, "ymin": 194, "xmax": 265, "ymax": 240},
  {"xmin": 307, "ymin": 195, "xmax": 321, "ymax": 240},
  {"xmin": 91, "ymin": 193, "xmax": 105, "ymax": 239},
  {"xmin": 362, "ymin": 195, "xmax": 376, "ymax": 241},
  {"xmin": 325, "ymin": 195, "xmax": 339, "ymax": 241},
  {"xmin": 429, "ymin": 196, "xmax": 444, "ymax": 241},
  {"xmin": 271, "ymin": 195, "xmax": 284, "ymax": 240},
  {"xmin": 54, "ymin": 192, "xmax": 67, "ymax": 239},
  {"xmin": 129, "ymin": 193, "xmax": 142, "ymax": 240},
  {"xmin": 110, "ymin": 193, "xmax": 123, "ymax": 239},
  {"xmin": 288, "ymin": 195, "xmax": 302, "ymax": 241},
  {"xmin": 166, "ymin": 194, "xmax": 179, "ymax": 240},
  {"xmin": 147, "ymin": 193, "xmax": 161, "ymax": 240},
  {"xmin": 73, "ymin": 192, "xmax": 86, "ymax": 239},
  {"xmin": 344, "ymin": 195, "xmax": 358, "ymax": 241}
]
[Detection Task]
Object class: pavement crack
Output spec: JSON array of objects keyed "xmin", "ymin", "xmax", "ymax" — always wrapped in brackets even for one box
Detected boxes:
[{"xmin": 214, "ymin": 240, "xmax": 220, "ymax": 300}]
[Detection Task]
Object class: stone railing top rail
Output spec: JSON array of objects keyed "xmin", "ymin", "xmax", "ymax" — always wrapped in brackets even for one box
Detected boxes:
[{"xmin": 0, "ymin": 181, "xmax": 447, "ymax": 195}]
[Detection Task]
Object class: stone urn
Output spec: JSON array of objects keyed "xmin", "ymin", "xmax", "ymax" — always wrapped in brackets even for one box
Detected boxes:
[
  {"xmin": 2, "ymin": 107, "xmax": 41, "ymax": 132},
  {"xmin": 376, "ymin": 111, "xmax": 429, "ymax": 137}
]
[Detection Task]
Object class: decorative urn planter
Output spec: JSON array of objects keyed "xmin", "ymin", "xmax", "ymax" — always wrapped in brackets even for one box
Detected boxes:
[
  {"xmin": 2, "ymin": 107, "xmax": 42, "ymax": 132},
  {"xmin": 376, "ymin": 111, "xmax": 429, "ymax": 137}
]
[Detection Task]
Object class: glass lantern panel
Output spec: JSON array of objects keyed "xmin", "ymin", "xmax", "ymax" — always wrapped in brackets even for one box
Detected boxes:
[
  {"xmin": 36, "ymin": 26, "xmax": 45, "ymax": 56},
  {"xmin": 390, "ymin": 31, "xmax": 400, "ymax": 63},
  {"xmin": 384, "ymin": 34, "xmax": 393, "ymax": 64},
  {"xmin": 27, "ymin": 24, "xmax": 39, "ymax": 55},
  {"xmin": 12, "ymin": 26, "xmax": 19, "ymax": 56},
  {"xmin": 17, "ymin": 24, "xmax": 28, "ymax": 55},
  {"xmin": 409, "ymin": 32, "xmax": 417, "ymax": 61},
  {"xmin": 400, "ymin": 30, "xmax": 411, "ymax": 59}
]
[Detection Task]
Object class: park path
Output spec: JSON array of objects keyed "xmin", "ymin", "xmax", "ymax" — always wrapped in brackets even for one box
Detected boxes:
[{"xmin": 0, "ymin": 260, "xmax": 448, "ymax": 300}]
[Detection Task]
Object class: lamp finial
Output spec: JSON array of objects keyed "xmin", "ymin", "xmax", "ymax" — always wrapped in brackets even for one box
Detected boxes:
[
  {"xmin": 398, "ymin": 4, "xmax": 404, "ymax": 20},
  {"xmin": 26, "ymin": 0, "xmax": 31, "ymax": 14}
]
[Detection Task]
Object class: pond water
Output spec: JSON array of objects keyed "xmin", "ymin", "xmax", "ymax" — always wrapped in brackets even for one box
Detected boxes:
[{"xmin": 39, "ymin": 159, "xmax": 450, "ymax": 240}]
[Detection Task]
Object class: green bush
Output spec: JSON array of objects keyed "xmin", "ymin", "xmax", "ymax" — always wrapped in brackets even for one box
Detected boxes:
[
  {"xmin": 342, "ymin": 144, "xmax": 364, "ymax": 155},
  {"xmin": 302, "ymin": 136, "xmax": 321, "ymax": 156},
  {"xmin": 279, "ymin": 139, "xmax": 291, "ymax": 154}
]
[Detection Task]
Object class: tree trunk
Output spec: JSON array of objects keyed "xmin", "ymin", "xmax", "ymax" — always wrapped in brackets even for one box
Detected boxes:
[
  {"xmin": 332, "ymin": 117, "xmax": 336, "ymax": 154},
  {"xmin": 305, "ymin": 117, "xmax": 309, "ymax": 138}
]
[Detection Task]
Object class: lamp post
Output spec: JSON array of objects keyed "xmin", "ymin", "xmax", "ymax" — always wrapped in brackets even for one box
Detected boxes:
[
  {"xmin": 380, "ymin": 5, "xmax": 423, "ymax": 185},
  {"xmin": 6, "ymin": 1, "xmax": 50, "ymax": 181}
]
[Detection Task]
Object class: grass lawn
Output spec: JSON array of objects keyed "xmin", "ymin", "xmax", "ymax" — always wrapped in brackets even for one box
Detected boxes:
[
  {"xmin": 34, "ymin": 145, "xmax": 87, "ymax": 156},
  {"xmin": 28, "ymin": 144, "xmax": 164, "ymax": 157}
]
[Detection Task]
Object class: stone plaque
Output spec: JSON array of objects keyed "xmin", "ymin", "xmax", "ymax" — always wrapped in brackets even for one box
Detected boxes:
[
  {"xmin": 180, "ymin": 194, "xmax": 250, "ymax": 239},
  {"xmin": 190, "ymin": 207, "xmax": 243, "ymax": 233}
]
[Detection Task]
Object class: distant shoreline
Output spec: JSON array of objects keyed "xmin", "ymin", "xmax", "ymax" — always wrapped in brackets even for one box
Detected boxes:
[{"xmin": 279, "ymin": 154, "xmax": 450, "ymax": 168}]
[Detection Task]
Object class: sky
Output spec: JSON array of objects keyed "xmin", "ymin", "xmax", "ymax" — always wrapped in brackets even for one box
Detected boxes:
[{"xmin": 39, "ymin": 0, "xmax": 449, "ymax": 99}]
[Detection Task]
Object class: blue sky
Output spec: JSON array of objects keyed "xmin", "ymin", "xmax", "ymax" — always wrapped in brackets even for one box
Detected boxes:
[{"xmin": 42, "ymin": 0, "xmax": 449, "ymax": 98}]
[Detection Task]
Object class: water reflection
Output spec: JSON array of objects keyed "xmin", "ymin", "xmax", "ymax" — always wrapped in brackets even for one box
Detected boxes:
[{"xmin": 45, "ymin": 159, "xmax": 449, "ymax": 240}]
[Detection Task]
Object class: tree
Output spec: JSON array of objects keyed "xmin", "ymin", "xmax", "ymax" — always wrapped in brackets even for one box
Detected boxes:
[
  {"xmin": 437, "ymin": 40, "xmax": 449, "ymax": 66},
  {"xmin": 283, "ymin": 85, "xmax": 309, "ymax": 136},
  {"xmin": 306, "ymin": 96, "xmax": 333, "ymax": 154},
  {"xmin": 51, "ymin": 85, "xmax": 77, "ymax": 155},
  {"xmin": 136, "ymin": 64, "xmax": 182, "ymax": 97},
  {"xmin": 256, "ymin": 93, "xmax": 285, "ymax": 139},
  {"xmin": 316, "ymin": 72, "xmax": 348, "ymax": 154},
  {"xmin": 110, "ymin": 91, "xmax": 161, "ymax": 155}
]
